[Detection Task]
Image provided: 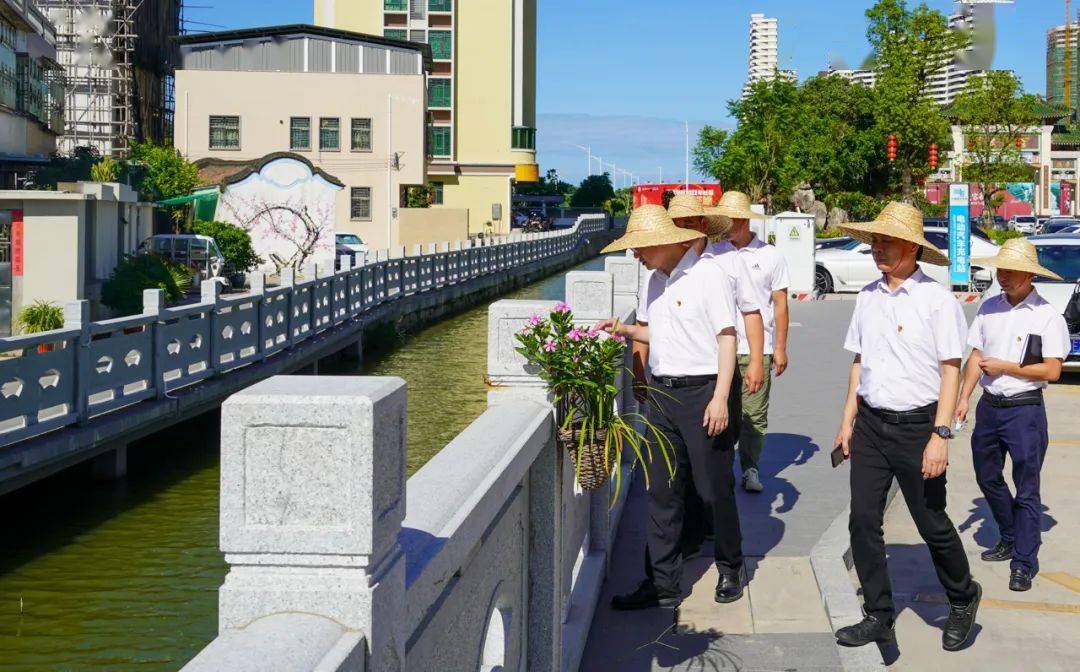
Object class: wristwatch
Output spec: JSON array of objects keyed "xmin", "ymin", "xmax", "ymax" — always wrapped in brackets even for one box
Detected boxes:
[{"xmin": 932, "ymin": 425, "xmax": 954, "ymax": 440}]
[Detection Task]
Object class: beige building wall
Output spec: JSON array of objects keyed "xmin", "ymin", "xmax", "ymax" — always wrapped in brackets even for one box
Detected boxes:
[
  {"xmin": 175, "ymin": 69, "xmax": 426, "ymax": 250},
  {"xmin": 319, "ymin": 0, "xmax": 539, "ymax": 237},
  {"xmin": 396, "ymin": 207, "xmax": 468, "ymax": 248}
]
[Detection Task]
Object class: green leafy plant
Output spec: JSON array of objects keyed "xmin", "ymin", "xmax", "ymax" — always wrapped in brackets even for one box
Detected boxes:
[
  {"xmin": 981, "ymin": 227, "xmax": 1025, "ymax": 246},
  {"xmin": 192, "ymin": 220, "xmax": 263, "ymax": 273},
  {"xmin": 102, "ymin": 254, "xmax": 192, "ymax": 316},
  {"xmin": 514, "ymin": 304, "xmax": 674, "ymax": 498},
  {"xmin": 90, "ymin": 157, "xmax": 119, "ymax": 182},
  {"xmin": 16, "ymin": 300, "xmax": 65, "ymax": 334},
  {"xmin": 128, "ymin": 142, "xmax": 200, "ymax": 225}
]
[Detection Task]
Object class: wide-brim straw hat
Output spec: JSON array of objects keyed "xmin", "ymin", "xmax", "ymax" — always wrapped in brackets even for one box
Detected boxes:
[
  {"xmin": 713, "ymin": 191, "xmax": 767, "ymax": 221},
  {"xmin": 840, "ymin": 201, "xmax": 950, "ymax": 267},
  {"xmin": 667, "ymin": 194, "xmax": 729, "ymax": 238},
  {"xmin": 971, "ymin": 238, "xmax": 1062, "ymax": 281},
  {"xmin": 602, "ymin": 204, "xmax": 706, "ymax": 254}
]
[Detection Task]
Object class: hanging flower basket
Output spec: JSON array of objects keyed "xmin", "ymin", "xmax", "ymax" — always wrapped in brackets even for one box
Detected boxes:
[{"xmin": 515, "ymin": 303, "xmax": 674, "ymax": 502}]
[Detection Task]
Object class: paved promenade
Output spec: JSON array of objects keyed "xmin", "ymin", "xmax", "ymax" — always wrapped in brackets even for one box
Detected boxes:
[{"xmin": 581, "ymin": 297, "xmax": 1080, "ymax": 671}]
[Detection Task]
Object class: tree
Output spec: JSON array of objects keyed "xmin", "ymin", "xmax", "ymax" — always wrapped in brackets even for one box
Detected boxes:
[
  {"xmin": 570, "ymin": 173, "xmax": 615, "ymax": 208},
  {"xmin": 90, "ymin": 156, "xmax": 120, "ymax": 182},
  {"xmin": 27, "ymin": 146, "xmax": 101, "ymax": 189},
  {"xmin": 866, "ymin": 0, "xmax": 967, "ymax": 200},
  {"xmin": 128, "ymin": 142, "xmax": 201, "ymax": 224},
  {"xmin": 192, "ymin": 219, "xmax": 264, "ymax": 273},
  {"xmin": 404, "ymin": 184, "xmax": 432, "ymax": 208},
  {"xmin": 949, "ymin": 71, "xmax": 1040, "ymax": 225}
]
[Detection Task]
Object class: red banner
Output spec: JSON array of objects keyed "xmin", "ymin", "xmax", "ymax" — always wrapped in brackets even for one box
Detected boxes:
[
  {"xmin": 632, "ymin": 183, "xmax": 723, "ymax": 209},
  {"xmin": 12, "ymin": 210, "xmax": 23, "ymax": 277}
]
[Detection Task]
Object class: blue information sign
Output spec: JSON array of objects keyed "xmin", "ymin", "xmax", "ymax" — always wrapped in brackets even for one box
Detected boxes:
[{"xmin": 948, "ymin": 183, "xmax": 970, "ymax": 286}]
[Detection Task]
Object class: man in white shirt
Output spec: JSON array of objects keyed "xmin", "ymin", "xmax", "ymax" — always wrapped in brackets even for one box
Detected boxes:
[
  {"xmin": 712, "ymin": 191, "xmax": 791, "ymax": 493},
  {"xmin": 956, "ymin": 239, "xmax": 1070, "ymax": 592},
  {"xmin": 597, "ymin": 205, "xmax": 747, "ymax": 609},
  {"xmin": 833, "ymin": 202, "xmax": 980, "ymax": 651}
]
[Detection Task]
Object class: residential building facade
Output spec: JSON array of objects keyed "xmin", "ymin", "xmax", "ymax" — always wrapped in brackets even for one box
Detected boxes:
[
  {"xmin": 741, "ymin": 13, "xmax": 796, "ymax": 98},
  {"xmin": 314, "ymin": 0, "xmax": 540, "ymax": 237},
  {"xmin": 0, "ymin": 0, "xmax": 64, "ymax": 189},
  {"xmin": 174, "ymin": 26, "xmax": 429, "ymax": 256},
  {"xmin": 1046, "ymin": 21, "xmax": 1080, "ymax": 111}
]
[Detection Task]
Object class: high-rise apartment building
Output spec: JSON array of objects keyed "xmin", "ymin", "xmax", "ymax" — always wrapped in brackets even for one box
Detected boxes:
[
  {"xmin": 741, "ymin": 13, "xmax": 795, "ymax": 97},
  {"xmin": 1047, "ymin": 21, "xmax": 1080, "ymax": 111},
  {"xmin": 314, "ymin": 0, "xmax": 538, "ymax": 236}
]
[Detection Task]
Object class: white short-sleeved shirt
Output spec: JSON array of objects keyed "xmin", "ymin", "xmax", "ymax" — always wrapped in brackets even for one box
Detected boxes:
[
  {"xmin": 844, "ymin": 269, "xmax": 967, "ymax": 411},
  {"xmin": 703, "ymin": 244, "xmax": 761, "ymax": 351},
  {"xmin": 640, "ymin": 247, "xmax": 738, "ymax": 377},
  {"xmin": 968, "ymin": 289, "xmax": 1071, "ymax": 397},
  {"xmin": 711, "ymin": 237, "xmax": 790, "ymax": 355}
]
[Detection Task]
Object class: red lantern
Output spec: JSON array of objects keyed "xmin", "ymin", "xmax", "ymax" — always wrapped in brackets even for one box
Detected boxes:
[
  {"xmin": 887, "ymin": 134, "xmax": 897, "ymax": 162},
  {"xmin": 1015, "ymin": 135, "xmax": 1023, "ymax": 149},
  {"xmin": 929, "ymin": 143, "xmax": 938, "ymax": 169}
]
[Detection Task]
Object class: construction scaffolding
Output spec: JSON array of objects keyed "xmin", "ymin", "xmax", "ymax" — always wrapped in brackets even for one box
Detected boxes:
[{"xmin": 36, "ymin": 0, "xmax": 181, "ymax": 158}]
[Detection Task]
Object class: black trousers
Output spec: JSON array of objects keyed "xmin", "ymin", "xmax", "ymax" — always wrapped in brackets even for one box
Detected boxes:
[
  {"xmin": 849, "ymin": 402, "xmax": 976, "ymax": 620},
  {"xmin": 643, "ymin": 376, "xmax": 743, "ymax": 595}
]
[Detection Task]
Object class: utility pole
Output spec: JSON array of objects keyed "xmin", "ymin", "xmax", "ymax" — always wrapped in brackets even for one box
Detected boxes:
[
  {"xmin": 685, "ymin": 121, "xmax": 690, "ymax": 188},
  {"xmin": 572, "ymin": 144, "xmax": 593, "ymax": 176}
]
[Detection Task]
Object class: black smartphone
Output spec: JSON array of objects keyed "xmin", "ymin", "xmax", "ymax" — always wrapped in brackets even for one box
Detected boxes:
[{"xmin": 831, "ymin": 445, "xmax": 847, "ymax": 468}]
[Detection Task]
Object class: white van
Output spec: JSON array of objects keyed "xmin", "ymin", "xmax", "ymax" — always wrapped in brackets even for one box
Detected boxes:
[{"xmin": 139, "ymin": 234, "xmax": 226, "ymax": 285}]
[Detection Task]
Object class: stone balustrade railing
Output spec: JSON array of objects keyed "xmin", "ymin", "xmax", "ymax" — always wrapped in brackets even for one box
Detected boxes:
[
  {"xmin": 0, "ymin": 216, "xmax": 609, "ymax": 450},
  {"xmin": 181, "ymin": 253, "xmax": 644, "ymax": 672}
]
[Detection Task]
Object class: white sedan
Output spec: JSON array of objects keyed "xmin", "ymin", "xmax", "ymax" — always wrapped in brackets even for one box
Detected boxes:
[
  {"xmin": 980, "ymin": 234, "xmax": 1080, "ymax": 372},
  {"xmin": 815, "ymin": 226, "xmax": 999, "ymax": 294}
]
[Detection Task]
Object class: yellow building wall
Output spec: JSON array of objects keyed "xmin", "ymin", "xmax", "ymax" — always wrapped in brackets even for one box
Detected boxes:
[
  {"xmin": 431, "ymin": 174, "xmax": 512, "ymax": 236},
  {"xmin": 313, "ymin": 0, "xmax": 381, "ymax": 33}
]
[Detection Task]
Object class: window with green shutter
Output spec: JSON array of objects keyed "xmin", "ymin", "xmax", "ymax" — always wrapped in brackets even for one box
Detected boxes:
[
  {"xmin": 428, "ymin": 126, "xmax": 451, "ymax": 157},
  {"xmin": 351, "ymin": 118, "xmax": 372, "ymax": 152},
  {"xmin": 429, "ymin": 31, "xmax": 451, "ymax": 60},
  {"xmin": 320, "ymin": 118, "xmax": 340, "ymax": 151},
  {"xmin": 210, "ymin": 115, "xmax": 240, "ymax": 149},
  {"xmin": 429, "ymin": 0, "xmax": 452, "ymax": 12},
  {"xmin": 384, "ymin": 0, "xmax": 407, "ymax": 11},
  {"xmin": 290, "ymin": 117, "xmax": 310, "ymax": 151},
  {"xmin": 384, "ymin": 29, "xmax": 407, "ymax": 41},
  {"xmin": 428, "ymin": 78, "xmax": 451, "ymax": 108},
  {"xmin": 512, "ymin": 126, "xmax": 536, "ymax": 150}
]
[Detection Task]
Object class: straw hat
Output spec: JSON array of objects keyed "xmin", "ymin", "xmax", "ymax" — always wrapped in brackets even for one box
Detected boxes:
[
  {"xmin": 667, "ymin": 194, "xmax": 729, "ymax": 238},
  {"xmin": 840, "ymin": 202, "xmax": 950, "ymax": 267},
  {"xmin": 601, "ymin": 204, "xmax": 706, "ymax": 254},
  {"xmin": 971, "ymin": 237, "xmax": 1062, "ymax": 281},
  {"xmin": 713, "ymin": 191, "xmax": 767, "ymax": 221}
]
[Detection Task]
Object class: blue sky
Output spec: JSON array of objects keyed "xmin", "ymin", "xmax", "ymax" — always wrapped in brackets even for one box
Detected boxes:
[{"xmin": 189, "ymin": 0, "xmax": 1064, "ymax": 184}]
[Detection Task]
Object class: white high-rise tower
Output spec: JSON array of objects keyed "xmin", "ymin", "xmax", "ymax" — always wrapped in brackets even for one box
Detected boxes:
[{"xmin": 742, "ymin": 13, "xmax": 795, "ymax": 98}]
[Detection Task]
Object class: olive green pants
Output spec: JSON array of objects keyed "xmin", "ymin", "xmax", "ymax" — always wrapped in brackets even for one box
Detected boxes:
[{"xmin": 737, "ymin": 354, "xmax": 772, "ymax": 473}]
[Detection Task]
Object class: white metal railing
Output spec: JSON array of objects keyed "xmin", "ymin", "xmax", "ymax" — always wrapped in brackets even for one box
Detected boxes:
[{"xmin": 0, "ymin": 215, "xmax": 610, "ymax": 449}]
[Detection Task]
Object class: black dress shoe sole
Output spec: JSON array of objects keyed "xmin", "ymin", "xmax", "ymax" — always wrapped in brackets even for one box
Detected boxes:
[
  {"xmin": 835, "ymin": 630, "xmax": 895, "ymax": 647},
  {"xmin": 943, "ymin": 582, "xmax": 982, "ymax": 652},
  {"xmin": 611, "ymin": 597, "xmax": 681, "ymax": 611}
]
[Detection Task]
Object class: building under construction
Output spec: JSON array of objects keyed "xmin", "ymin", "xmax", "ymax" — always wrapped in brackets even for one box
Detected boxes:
[{"xmin": 36, "ymin": 0, "xmax": 181, "ymax": 157}]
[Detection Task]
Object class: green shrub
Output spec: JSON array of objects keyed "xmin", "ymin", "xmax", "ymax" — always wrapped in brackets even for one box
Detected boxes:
[
  {"xmin": 824, "ymin": 192, "xmax": 885, "ymax": 222},
  {"xmin": 816, "ymin": 227, "xmax": 848, "ymax": 239},
  {"xmin": 16, "ymin": 300, "xmax": 65, "ymax": 334},
  {"xmin": 102, "ymin": 254, "xmax": 192, "ymax": 316},
  {"xmin": 192, "ymin": 220, "xmax": 263, "ymax": 273},
  {"xmin": 90, "ymin": 157, "xmax": 119, "ymax": 182},
  {"xmin": 981, "ymin": 228, "xmax": 1024, "ymax": 246}
]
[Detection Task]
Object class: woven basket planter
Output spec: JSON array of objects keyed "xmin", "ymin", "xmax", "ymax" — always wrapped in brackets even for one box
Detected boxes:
[{"xmin": 558, "ymin": 425, "xmax": 611, "ymax": 491}]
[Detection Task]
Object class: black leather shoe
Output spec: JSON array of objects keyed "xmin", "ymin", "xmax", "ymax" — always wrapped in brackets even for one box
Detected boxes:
[
  {"xmin": 980, "ymin": 540, "xmax": 1013, "ymax": 562},
  {"xmin": 714, "ymin": 569, "xmax": 745, "ymax": 604},
  {"xmin": 942, "ymin": 581, "xmax": 981, "ymax": 651},
  {"xmin": 611, "ymin": 580, "xmax": 680, "ymax": 611},
  {"xmin": 1009, "ymin": 568, "xmax": 1033, "ymax": 592},
  {"xmin": 835, "ymin": 615, "xmax": 895, "ymax": 647}
]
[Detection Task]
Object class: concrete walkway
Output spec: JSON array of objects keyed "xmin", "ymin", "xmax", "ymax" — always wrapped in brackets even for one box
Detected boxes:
[
  {"xmin": 582, "ymin": 301, "xmax": 861, "ymax": 670},
  {"xmin": 877, "ymin": 376, "xmax": 1080, "ymax": 670}
]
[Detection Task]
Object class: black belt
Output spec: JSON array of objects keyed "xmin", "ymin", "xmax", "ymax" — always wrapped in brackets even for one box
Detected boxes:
[
  {"xmin": 859, "ymin": 399, "xmax": 937, "ymax": 425},
  {"xmin": 651, "ymin": 374, "xmax": 717, "ymax": 389},
  {"xmin": 982, "ymin": 390, "xmax": 1043, "ymax": 408}
]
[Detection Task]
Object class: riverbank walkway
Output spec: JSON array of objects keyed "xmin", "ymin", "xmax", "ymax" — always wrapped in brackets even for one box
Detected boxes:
[{"xmin": 583, "ymin": 300, "xmax": 1080, "ymax": 671}]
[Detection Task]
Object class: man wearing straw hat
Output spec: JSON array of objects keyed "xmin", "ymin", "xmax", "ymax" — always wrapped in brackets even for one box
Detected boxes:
[
  {"xmin": 955, "ymin": 238, "xmax": 1070, "ymax": 593},
  {"xmin": 711, "ymin": 191, "xmax": 791, "ymax": 494},
  {"xmin": 833, "ymin": 202, "xmax": 981, "ymax": 651},
  {"xmin": 596, "ymin": 204, "xmax": 747, "ymax": 609}
]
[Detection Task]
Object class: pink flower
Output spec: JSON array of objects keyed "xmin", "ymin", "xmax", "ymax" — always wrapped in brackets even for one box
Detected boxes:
[
  {"xmin": 543, "ymin": 339, "xmax": 556, "ymax": 352},
  {"xmin": 612, "ymin": 334, "xmax": 626, "ymax": 344},
  {"xmin": 528, "ymin": 314, "xmax": 542, "ymax": 325},
  {"xmin": 568, "ymin": 329, "xmax": 583, "ymax": 341},
  {"xmin": 554, "ymin": 302, "xmax": 571, "ymax": 314},
  {"xmin": 587, "ymin": 329, "xmax": 599, "ymax": 338}
]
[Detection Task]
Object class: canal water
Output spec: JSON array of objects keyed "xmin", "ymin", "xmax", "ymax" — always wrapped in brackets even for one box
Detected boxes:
[{"xmin": 0, "ymin": 256, "xmax": 607, "ymax": 671}]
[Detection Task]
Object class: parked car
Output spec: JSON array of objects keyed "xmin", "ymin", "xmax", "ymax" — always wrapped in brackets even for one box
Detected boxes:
[
  {"xmin": 335, "ymin": 233, "xmax": 369, "ymax": 268},
  {"xmin": 814, "ymin": 226, "xmax": 998, "ymax": 294},
  {"xmin": 139, "ymin": 234, "xmax": 225, "ymax": 285},
  {"xmin": 1057, "ymin": 224, "xmax": 1080, "ymax": 234},
  {"xmin": 815, "ymin": 236, "xmax": 853, "ymax": 251},
  {"xmin": 980, "ymin": 233, "xmax": 1080, "ymax": 371},
  {"xmin": 1040, "ymin": 218, "xmax": 1080, "ymax": 235},
  {"xmin": 1009, "ymin": 215, "xmax": 1038, "ymax": 235}
]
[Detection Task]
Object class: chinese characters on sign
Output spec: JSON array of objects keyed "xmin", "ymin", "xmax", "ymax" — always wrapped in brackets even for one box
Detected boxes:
[
  {"xmin": 12, "ymin": 210, "xmax": 24, "ymax": 277},
  {"xmin": 948, "ymin": 184, "xmax": 970, "ymax": 286}
]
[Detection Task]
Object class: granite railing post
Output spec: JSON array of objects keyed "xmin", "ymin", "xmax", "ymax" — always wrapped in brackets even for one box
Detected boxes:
[
  {"xmin": 279, "ymin": 269, "xmax": 296, "ymax": 348},
  {"xmin": 215, "ymin": 375, "xmax": 407, "ymax": 670},
  {"xmin": 201, "ymin": 279, "xmax": 221, "ymax": 376},
  {"xmin": 143, "ymin": 289, "xmax": 166, "ymax": 399},
  {"xmin": 64, "ymin": 300, "xmax": 90, "ymax": 424},
  {"xmin": 604, "ymin": 256, "xmax": 640, "ymax": 318}
]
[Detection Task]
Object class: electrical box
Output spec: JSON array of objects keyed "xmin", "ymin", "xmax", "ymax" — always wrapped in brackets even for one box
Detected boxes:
[
  {"xmin": 492, "ymin": 203, "xmax": 502, "ymax": 221},
  {"xmin": 772, "ymin": 212, "xmax": 816, "ymax": 294}
]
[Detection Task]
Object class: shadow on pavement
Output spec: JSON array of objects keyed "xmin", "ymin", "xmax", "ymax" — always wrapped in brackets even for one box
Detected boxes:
[
  {"xmin": 956, "ymin": 497, "xmax": 1058, "ymax": 551},
  {"xmin": 735, "ymin": 433, "xmax": 818, "ymax": 558}
]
